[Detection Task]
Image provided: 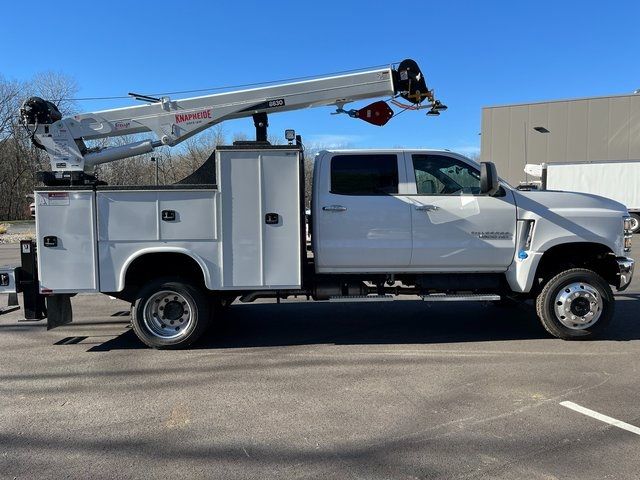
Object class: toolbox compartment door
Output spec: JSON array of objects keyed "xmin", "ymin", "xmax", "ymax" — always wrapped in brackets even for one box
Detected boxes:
[
  {"xmin": 36, "ymin": 190, "xmax": 99, "ymax": 293},
  {"xmin": 219, "ymin": 148, "xmax": 302, "ymax": 289}
]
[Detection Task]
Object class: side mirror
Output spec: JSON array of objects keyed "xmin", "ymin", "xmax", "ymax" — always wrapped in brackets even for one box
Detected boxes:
[{"xmin": 480, "ymin": 162, "xmax": 500, "ymax": 196}]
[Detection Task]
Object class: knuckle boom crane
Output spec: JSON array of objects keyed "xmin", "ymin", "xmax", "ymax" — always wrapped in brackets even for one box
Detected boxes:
[{"xmin": 19, "ymin": 59, "xmax": 444, "ymax": 186}]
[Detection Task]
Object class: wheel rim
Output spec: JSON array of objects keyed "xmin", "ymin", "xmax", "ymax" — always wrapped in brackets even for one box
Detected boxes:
[
  {"xmin": 142, "ymin": 290, "xmax": 194, "ymax": 339},
  {"xmin": 554, "ymin": 282, "xmax": 603, "ymax": 329},
  {"xmin": 630, "ymin": 216, "xmax": 639, "ymax": 232}
]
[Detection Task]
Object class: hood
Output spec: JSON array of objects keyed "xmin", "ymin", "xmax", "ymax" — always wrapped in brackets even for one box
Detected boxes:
[
  {"xmin": 513, "ymin": 189, "xmax": 628, "ymax": 215},
  {"xmin": 512, "ymin": 189, "xmax": 627, "ymax": 256}
]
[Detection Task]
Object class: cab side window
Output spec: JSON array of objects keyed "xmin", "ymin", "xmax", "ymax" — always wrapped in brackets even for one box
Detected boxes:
[
  {"xmin": 412, "ymin": 154, "xmax": 481, "ymax": 195},
  {"xmin": 331, "ymin": 154, "xmax": 399, "ymax": 195}
]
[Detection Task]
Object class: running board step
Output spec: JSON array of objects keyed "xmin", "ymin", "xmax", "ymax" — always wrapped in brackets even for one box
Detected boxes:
[
  {"xmin": 422, "ymin": 294, "xmax": 501, "ymax": 302},
  {"xmin": 329, "ymin": 294, "xmax": 394, "ymax": 303}
]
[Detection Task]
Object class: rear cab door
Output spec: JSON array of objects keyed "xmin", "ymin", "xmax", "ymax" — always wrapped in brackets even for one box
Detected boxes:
[
  {"xmin": 313, "ymin": 151, "xmax": 412, "ymax": 271},
  {"xmin": 404, "ymin": 151, "xmax": 517, "ymax": 270}
]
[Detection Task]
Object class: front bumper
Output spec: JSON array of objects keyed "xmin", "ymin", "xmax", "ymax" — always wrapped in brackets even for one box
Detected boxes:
[{"xmin": 616, "ymin": 257, "xmax": 635, "ymax": 291}]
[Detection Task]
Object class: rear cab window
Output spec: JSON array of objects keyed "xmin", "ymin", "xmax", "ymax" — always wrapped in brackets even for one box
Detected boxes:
[{"xmin": 330, "ymin": 154, "xmax": 399, "ymax": 195}]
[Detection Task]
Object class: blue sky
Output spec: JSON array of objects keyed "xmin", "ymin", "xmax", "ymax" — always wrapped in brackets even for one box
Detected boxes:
[{"xmin": 2, "ymin": 0, "xmax": 639, "ymax": 156}]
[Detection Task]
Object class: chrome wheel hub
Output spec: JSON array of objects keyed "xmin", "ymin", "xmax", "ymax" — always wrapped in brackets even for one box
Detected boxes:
[
  {"xmin": 554, "ymin": 282, "xmax": 602, "ymax": 329},
  {"xmin": 143, "ymin": 290, "xmax": 193, "ymax": 339}
]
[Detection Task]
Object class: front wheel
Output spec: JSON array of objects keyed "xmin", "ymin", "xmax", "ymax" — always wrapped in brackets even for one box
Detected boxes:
[
  {"xmin": 629, "ymin": 213, "xmax": 640, "ymax": 234},
  {"xmin": 131, "ymin": 278, "xmax": 210, "ymax": 349},
  {"xmin": 535, "ymin": 268, "xmax": 614, "ymax": 340}
]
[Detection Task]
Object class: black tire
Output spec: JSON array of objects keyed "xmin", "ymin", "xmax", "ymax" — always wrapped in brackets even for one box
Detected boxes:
[
  {"xmin": 535, "ymin": 268, "xmax": 614, "ymax": 340},
  {"xmin": 131, "ymin": 278, "xmax": 210, "ymax": 349},
  {"xmin": 630, "ymin": 213, "xmax": 640, "ymax": 234}
]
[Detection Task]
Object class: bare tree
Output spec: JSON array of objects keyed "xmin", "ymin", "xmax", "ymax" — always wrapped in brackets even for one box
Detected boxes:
[
  {"xmin": 0, "ymin": 72, "xmax": 78, "ymax": 220},
  {"xmin": 30, "ymin": 71, "xmax": 78, "ymax": 115},
  {"xmin": 0, "ymin": 76, "xmax": 21, "ymax": 142}
]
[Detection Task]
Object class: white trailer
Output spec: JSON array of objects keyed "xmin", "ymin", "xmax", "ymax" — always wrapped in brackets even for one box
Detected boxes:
[{"xmin": 524, "ymin": 161, "xmax": 640, "ymax": 232}]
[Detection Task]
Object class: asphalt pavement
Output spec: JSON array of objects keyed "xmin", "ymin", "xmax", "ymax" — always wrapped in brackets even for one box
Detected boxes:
[{"xmin": 0, "ymin": 243, "xmax": 639, "ymax": 479}]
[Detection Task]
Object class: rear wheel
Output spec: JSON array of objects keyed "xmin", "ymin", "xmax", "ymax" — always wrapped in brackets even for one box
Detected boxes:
[
  {"xmin": 131, "ymin": 278, "xmax": 210, "ymax": 349},
  {"xmin": 535, "ymin": 268, "xmax": 614, "ymax": 340}
]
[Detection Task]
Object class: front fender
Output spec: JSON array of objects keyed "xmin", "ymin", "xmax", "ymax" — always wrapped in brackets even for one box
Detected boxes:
[
  {"xmin": 506, "ymin": 190, "xmax": 627, "ymax": 293},
  {"xmin": 505, "ymin": 240, "xmax": 616, "ymax": 293}
]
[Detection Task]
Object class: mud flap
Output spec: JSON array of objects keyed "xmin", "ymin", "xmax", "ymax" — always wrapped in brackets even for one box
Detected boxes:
[
  {"xmin": 46, "ymin": 294, "xmax": 73, "ymax": 330},
  {"xmin": 20, "ymin": 240, "xmax": 47, "ymax": 320},
  {"xmin": 8, "ymin": 293, "xmax": 18, "ymax": 306}
]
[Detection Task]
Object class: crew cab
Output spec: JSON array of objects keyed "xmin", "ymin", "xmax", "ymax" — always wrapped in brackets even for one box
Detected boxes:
[{"xmin": 312, "ymin": 148, "xmax": 634, "ymax": 341}]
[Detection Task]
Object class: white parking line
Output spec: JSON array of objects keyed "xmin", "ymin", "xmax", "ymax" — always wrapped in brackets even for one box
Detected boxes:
[{"xmin": 560, "ymin": 401, "xmax": 640, "ymax": 436}]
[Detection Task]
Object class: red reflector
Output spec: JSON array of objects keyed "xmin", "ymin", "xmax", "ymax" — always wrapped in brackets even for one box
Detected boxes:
[
  {"xmin": 41, "ymin": 288, "xmax": 53, "ymax": 294},
  {"xmin": 355, "ymin": 101, "xmax": 394, "ymax": 126}
]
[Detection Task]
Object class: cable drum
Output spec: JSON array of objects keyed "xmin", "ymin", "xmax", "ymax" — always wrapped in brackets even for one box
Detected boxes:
[{"xmin": 19, "ymin": 97, "xmax": 62, "ymax": 125}]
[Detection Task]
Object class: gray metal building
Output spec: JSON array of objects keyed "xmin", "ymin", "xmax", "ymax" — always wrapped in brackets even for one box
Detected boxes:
[{"xmin": 480, "ymin": 93, "xmax": 640, "ymax": 185}]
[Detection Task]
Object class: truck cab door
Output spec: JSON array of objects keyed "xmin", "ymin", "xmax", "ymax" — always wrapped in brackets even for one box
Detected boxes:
[
  {"xmin": 314, "ymin": 153, "xmax": 412, "ymax": 271},
  {"xmin": 406, "ymin": 152, "xmax": 517, "ymax": 270}
]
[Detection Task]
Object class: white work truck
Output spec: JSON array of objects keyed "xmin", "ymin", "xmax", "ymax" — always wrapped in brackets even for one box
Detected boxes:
[{"xmin": 0, "ymin": 59, "xmax": 635, "ymax": 347}]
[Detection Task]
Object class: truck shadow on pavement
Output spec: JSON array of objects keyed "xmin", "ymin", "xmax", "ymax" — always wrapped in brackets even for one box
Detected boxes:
[{"xmin": 87, "ymin": 296, "xmax": 640, "ymax": 351}]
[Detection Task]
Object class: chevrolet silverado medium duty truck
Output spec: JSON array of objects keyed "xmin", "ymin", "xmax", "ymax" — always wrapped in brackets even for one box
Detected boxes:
[{"xmin": 0, "ymin": 59, "xmax": 634, "ymax": 348}]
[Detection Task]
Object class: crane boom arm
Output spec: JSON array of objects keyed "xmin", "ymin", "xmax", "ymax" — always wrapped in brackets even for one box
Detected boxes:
[
  {"xmin": 77, "ymin": 67, "xmax": 396, "ymax": 142},
  {"xmin": 20, "ymin": 59, "xmax": 437, "ymax": 184}
]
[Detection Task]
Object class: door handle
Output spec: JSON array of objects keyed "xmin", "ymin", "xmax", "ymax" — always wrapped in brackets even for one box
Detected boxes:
[
  {"xmin": 43, "ymin": 236, "xmax": 58, "ymax": 247},
  {"xmin": 322, "ymin": 205, "xmax": 347, "ymax": 212},
  {"xmin": 415, "ymin": 205, "xmax": 439, "ymax": 211},
  {"xmin": 161, "ymin": 210, "xmax": 176, "ymax": 221}
]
